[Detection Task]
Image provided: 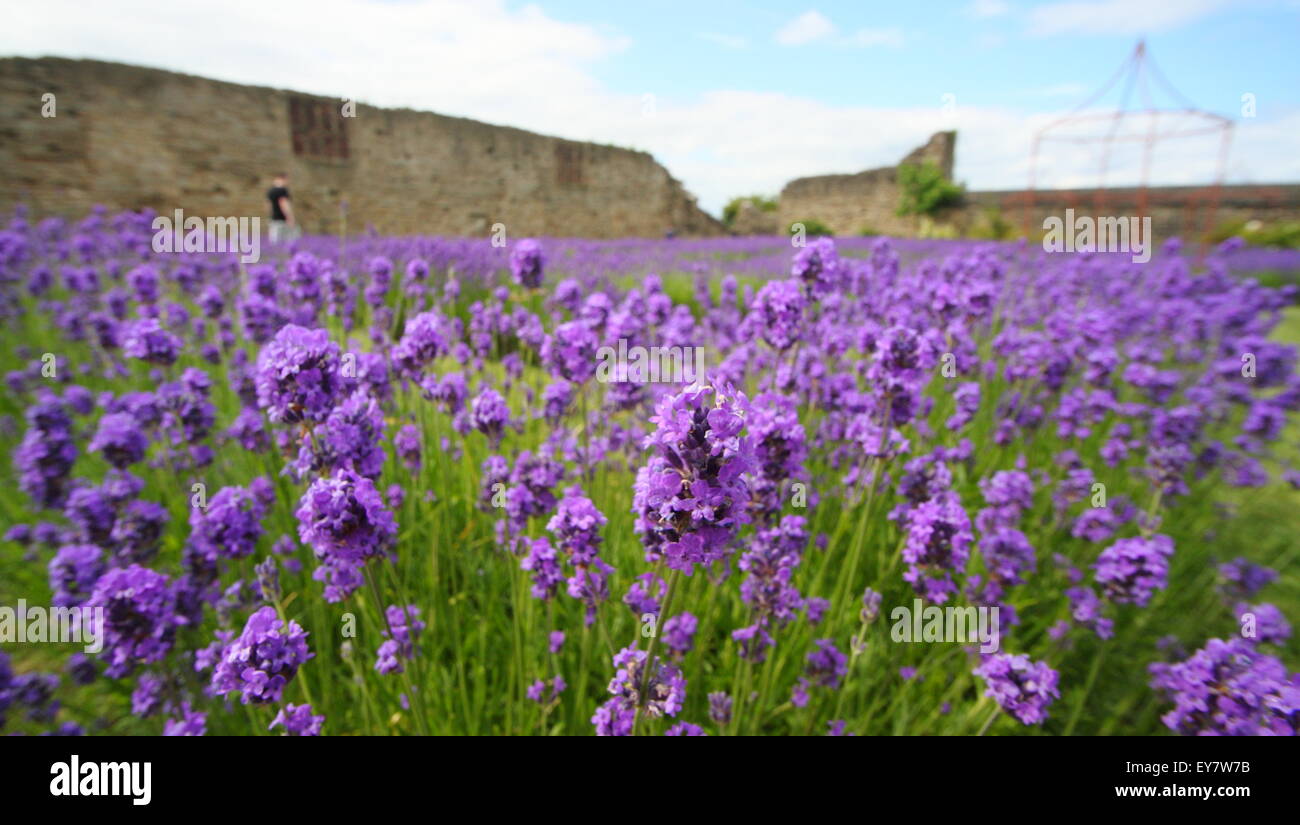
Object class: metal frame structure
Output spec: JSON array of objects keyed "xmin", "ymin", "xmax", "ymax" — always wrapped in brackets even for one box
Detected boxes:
[{"xmin": 1024, "ymin": 40, "xmax": 1234, "ymax": 241}]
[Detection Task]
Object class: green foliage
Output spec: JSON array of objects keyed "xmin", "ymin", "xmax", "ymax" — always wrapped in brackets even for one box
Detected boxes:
[
  {"xmin": 970, "ymin": 208, "xmax": 1016, "ymax": 241},
  {"xmin": 896, "ymin": 161, "xmax": 964, "ymax": 217},
  {"xmin": 1243, "ymin": 269, "xmax": 1300, "ymax": 299},
  {"xmin": 917, "ymin": 216, "xmax": 958, "ymax": 239},
  {"xmin": 789, "ymin": 218, "xmax": 834, "ymax": 237},
  {"xmin": 721, "ymin": 194, "xmax": 778, "ymax": 227},
  {"xmin": 1208, "ymin": 219, "xmax": 1300, "ymax": 248}
]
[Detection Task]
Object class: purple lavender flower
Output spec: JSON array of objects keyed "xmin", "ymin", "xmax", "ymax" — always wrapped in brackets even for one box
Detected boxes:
[
  {"xmin": 662, "ymin": 613, "xmax": 698, "ymax": 655},
  {"xmin": 731, "ymin": 624, "xmax": 774, "ymax": 662},
  {"xmin": 1219, "ymin": 557, "xmax": 1278, "ymax": 601},
  {"xmin": 664, "ymin": 722, "xmax": 706, "ymax": 736},
  {"xmin": 131, "ymin": 672, "xmax": 165, "ymax": 717},
  {"xmin": 470, "ymin": 388, "xmax": 511, "ymax": 442},
  {"xmin": 547, "ymin": 485, "xmax": 612, "ymax": 624},
  {"xmin": 633, "ymin": 381, "xmax": 755, "ymax": 574},
  {"xmin": 11, "ymin": 671, "xmax": 60, "ymax": 722},
  {"xmin": 591, "ymin": 698, "xmax": 636, "ymax": 736},
  {"xmin": 805, "ymin": 639, "xmax": 848, "ymax": 688},
  {"xmin": 188, "ymin": 483, "xmax": 267, "ymax": 563},
  {"xmin": 212, "ymin": 606, "xmax": 312, "ymax": 704},
  {"xmin": 520, "ymin": 537, "xmax": 565, "ymax": 601},
  {"xmin": 902, "ymin": 495, "xmax": 973, "ymax": 603},
  {"xmin": 227, "ymin": 406, "xmax": 269, "ymax": 452},
  {"xmin": 593, "ymin": 644, "xmax": 685, "ymax": 735},
  {"xmin": 860, "ymin": 588, "xmax": 883, "ymax": 623},
  {"xmin": 48, "ymin": 544, "xmax": 105, "ymax": 607},
  {"xmin": 109, "ymin": 499, "xmax": 168, "ymax": 564},
  {"xmin": 66, "ymin": 652, "xmax": 97, "ymax": 686},
  {"xmin": 1095, "ymin": 534, "xmax": 1174, "ymax": 607},
  {"xmin": 503, "ymin": 449, "xmax": 565, "ymax": 536},
  {"xmin": 791, "ymin": 237, "xmax": 841, "ymax": 294},
  {"xmin": 541, "ymin": 321, "xmax": 599, "ymax": 384},
  {"xmin": 749, "ymin": 279, "xmax": 805, "ymax": 351},
  {"xmin": 394, "ymin": 423, "xmax": 421, "ymax": 471},
  {"xmin": 122, "ymin": 318, "xmax": 183, "ymax": 365},
  {"xmin": 509, "ymin": 239, "xmax": 545, "ymax": 289},
  {"xmin": 127, "ymin": 264, "xmax": 160, "ymax": 303},
  {"xmin": 527, "ymin": 675, "xmax": 566, "ymax": 704},
  {"xmin": 162, "ymin": 703, "xmax": 207, "ymax": 736},
  {"xmin": 254, "ymin": 555, "xmax": 281, "ymax": 604},
  {"xmin": 974, "ymin": 653, "xmax": 1060, "ymax": 725},
  {"xmin": 88, "ymin": 412, "xmax": 147, "ymax": 468},
  {"xmin": 1065, "ymin": 586, "xmax": 1114, "ymax": 639},
  {"xmin": 1236, "ymin": 602, "xmax": 1291, "ymax": 645},
  {"xmin": 708, "ymin": 691, "xmax": 732, "ymax": 725},
  {"xmin": 64, "ymin": 485, "xmax": 115, "ymax": 545},
  {"xmin": 977, "ymin": 527, "xmax": 1036, "ymax": 596},
  {"xmin": 375, "ymin": 604, "xmax": 425, "ymax": 675},
  {"xmin": 15, "ymin": 395, "xmax": 78, "ymax": 508},
  {"xmin": 268, "ymin": 702, "xmax": 325, "ymax": 735},
  {"xmin": 392, "ymin": 311, "xmax": 449, "ymax": 376},
  {"xmin": 540, "ymin": 380, "xmax": 572, "ymax": 423},
  {"xmin": 624, "ymin": 571, "xmax": 665, "ymax": 617},
  {"xmin": 254, "ymin": 324, "xmax": 343, "ymax": 424},
  {"xmin": 735, "ymin": 515, "xmax": 809, "ymax": 660},
  {"xmin": 1149, "ymin": 637, "xmax": 1297, "ymax": 735},
  {"xmin": 423, "ymin": 371, "xmax": 468, "ymax": 412},
  {"xmin": 746, "ymin": 391, "xmax": 809, "ymax": 521},
  {"xmin": 296, "ymin": 468, "xmax": 398, "ymax": 602},
  {"xmin": 293, "ymin": 389, "xmax": 386, "ymax": 480},
  {"xmin": 84, "ymin": 564, "xmax": 179, "ymax": 678}
]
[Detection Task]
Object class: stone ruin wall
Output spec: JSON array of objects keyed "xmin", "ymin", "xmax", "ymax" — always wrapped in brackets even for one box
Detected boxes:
[
  {"xmin": 0, "ymin": 57, "xmax": 724, "ymax": 239},
  {"xmin": 778, "ymin": 131, "xmax": 956, "ymax": 236}
]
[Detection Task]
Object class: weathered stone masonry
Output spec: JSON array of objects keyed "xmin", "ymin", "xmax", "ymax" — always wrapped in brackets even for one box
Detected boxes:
[{"xmin": 0, "ymin": 57, "xmax": 724, "ymax": 238}]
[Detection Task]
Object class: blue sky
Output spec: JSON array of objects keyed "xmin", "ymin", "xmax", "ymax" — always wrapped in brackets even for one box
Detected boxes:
[
  {"xmin": 4, "ymin": 0, "xmax": 1298, "ymax": 215},
  {"xmin": 534, "ymin": 1, "xmax": 1299, "ymax": 112}
]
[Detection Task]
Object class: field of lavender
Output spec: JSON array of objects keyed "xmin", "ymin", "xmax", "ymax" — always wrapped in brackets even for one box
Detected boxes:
[{"xmin": 2, "ymin": 206, "xmax": 1298, "ymax": 736}]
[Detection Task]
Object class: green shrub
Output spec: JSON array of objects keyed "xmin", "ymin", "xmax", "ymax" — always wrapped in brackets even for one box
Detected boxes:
[
  {"xmin": 789, "ymin": 219, "xmax": 834, "ymax": 237},
  {"xmin": 722, "ymin": 194, "xmax": 778, "ymax": 227},
  {"xmin": 970, "ymin": 208, "xmax": 1015, "ymax": 241},
  {"xmin": 1207, "ymin": 219, "xmax": 1300, "ymax": 248},
  {"xmin": 896, "ymin": 161, "xmax": 964, "ymax": 217}
]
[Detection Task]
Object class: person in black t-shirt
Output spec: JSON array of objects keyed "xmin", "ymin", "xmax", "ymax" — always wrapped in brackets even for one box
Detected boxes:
[{"xmin": 266, "ymin": 173, "xmax": 296, "ymax": 243}]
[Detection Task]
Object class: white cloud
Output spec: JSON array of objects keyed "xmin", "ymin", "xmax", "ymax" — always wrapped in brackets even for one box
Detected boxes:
[
  {"xmin": 1028, "ymin": 0, "xmax": 1234, "ymax": 36},
  {"xmin": 968, "ymin": 0, "xmax": 1010, "ymax": 17},
  {"xmin": 0, "ymin": 0, "xmax": 630, "ymax": 127},
  {"xmin": 846, "ymin": 27, "xmax": 905, "ymax": 48},
  {"xmin": 774, "ymin": 11, "xmax": 836, "ymax": 46}
]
